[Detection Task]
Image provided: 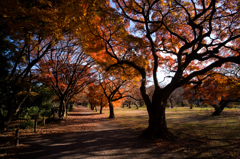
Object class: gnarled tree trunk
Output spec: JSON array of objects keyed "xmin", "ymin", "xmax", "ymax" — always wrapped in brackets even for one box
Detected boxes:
[
  {"xmin": 140, "ymin": 81, "xmax": 172, "ymax": 139},
  {"xmin": 212, "ymin": 100, "xmax": 229, "ymax": 116},
  {"xmin": 143, "ymin": 101, "xmax": 170, "ymax": 139}
]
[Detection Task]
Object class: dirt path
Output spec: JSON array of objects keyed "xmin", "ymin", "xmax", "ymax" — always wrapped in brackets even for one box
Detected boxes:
[{"xmin": 15, "ymin": 106, "xmax": 181, "ymax": 159}]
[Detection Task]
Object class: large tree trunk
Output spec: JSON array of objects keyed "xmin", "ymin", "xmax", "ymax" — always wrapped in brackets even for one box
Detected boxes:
[
  {"xmin": 140, "ymin": 83, "xmax": 172, "ymax": 139},
  {"xmin": 212, "ymin": 100, "xmax": 229, "ymax": 116},
  {"xmin": 143, "ymin": 103, "xmax": 170, "ymax": 139},
  {"xmin": 108, "ymin": 100, "xmax": 115, "ymax": 118}
]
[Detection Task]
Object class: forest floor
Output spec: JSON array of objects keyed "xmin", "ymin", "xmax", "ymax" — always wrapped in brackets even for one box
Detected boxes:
[{"xmin": 1, "ymin": 106, "xmax": 240, "ymax": 159}]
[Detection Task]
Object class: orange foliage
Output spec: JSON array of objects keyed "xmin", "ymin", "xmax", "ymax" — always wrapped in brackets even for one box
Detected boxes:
[
  {"xmin": 86, "ymin": 83, "xmax": 108, "ymax": 107},
  {"xmin": 184, "ymin": 68, "xmax": 240, "ymax": 105}
]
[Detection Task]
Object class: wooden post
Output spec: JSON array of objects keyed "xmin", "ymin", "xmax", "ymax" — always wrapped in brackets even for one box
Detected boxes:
[
  {"xmin": 15, "ymin": 126, "xmax": 19, "ymax": 146},
  {"xmin": 34, "ymin": 118, "xmax": 37, "ymax": 133}
]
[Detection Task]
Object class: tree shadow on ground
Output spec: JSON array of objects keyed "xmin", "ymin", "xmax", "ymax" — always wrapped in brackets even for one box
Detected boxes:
[
  {"xmin": 8, "ymin": 126, "xmax": 181, "ymax": 159},
  {"xmin": 67, "ymin": 113, "xmax": 100, "ymax": 116}
]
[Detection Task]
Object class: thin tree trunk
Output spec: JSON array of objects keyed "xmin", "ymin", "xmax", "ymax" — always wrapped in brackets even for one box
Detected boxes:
[
  {"xmin": 15, "ymin": 127, "xmax": 19, "ymax": 146},
  {"xmin": 109, "ymin": 100, "xmax": 115, "ymax": 118},
  {"xmin": 100, "ymin": 106, "xmax": 103, "ymax": 114},
  {"xmin": 43, "ymin": 116, "xmax": 45, "ymax": 126},
  {"xmin": 34, "ymin": 118, "xmax": 37, "ymax": 133},
  {"xmin": 65, "ymin": 101, "xmax": 69, "ymax": 117},
  {"xmin": 0, "ymin": 106, "xmax": 5, "ymax": 130},
  {"xmin": 13, "ymin": 87, "xmax": 31, "ymax": 116},
  {"xmin": 69, "ymin": 103, "xmax": 73, "ymax": 111},
  {"xmin": 169, "ymin": 98, "xmax": 173, "ymax": 108},
  {"xmin": 95, "ymin": 106, "xmax": 97, "ymax": 112},
  {"xmin": 62, "ymin": 101, "xmax": 67, "ymax": 117},
  {"xmin": 100, "ymin": 99, "xmax": 103, "ymax": 114},
  {"xmin": 133, "ymin": 103, "xmax": 139, "ymax": 109},
  {"xmin": 59, "ymin": 100, "xmax": 63, "ymax": 117},
  {"xmin": 3, "ymin": 97, "xmax": 15, "ymax": 131}
]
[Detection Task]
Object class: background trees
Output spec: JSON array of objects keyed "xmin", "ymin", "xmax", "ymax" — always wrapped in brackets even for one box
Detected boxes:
[
  {"xmin": 184, "ymin": 63, "xmax": 240, "ymax": 115},
  {"xmin": 99, "ymin": 72, "xmax": 127, "ymax": 118},
  {"xmin": 17, "ymin": 82, "xmax": 55, "ymax": 128},
  {"xmin": 86, "ymin": 83, "xmax": 108, "ymax": 114},
  {"xmin": 38, "ymin": 36, "xmax": 95, "ymax": 117},
  {"xmin": 0, "ymin": 0, "xmax": 64, "ymax": 130}
]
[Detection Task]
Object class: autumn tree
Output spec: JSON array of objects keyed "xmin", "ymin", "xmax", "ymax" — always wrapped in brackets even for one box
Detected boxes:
[
  {"xmin": 0, "ymin": 0, "xmax": 109, "ymax": 130},
  {"xmin": 38, "ymin": 36, "xmax": 95, "ymax": 117},
  {"xmin": 98, "ymin": 72, "xmax": 127, "ymax": 118},
  {"xmin": 0, "ymin": 24, "xmax": 52, "ymax": 130},
  {"xmin": 184, "ymin": 63, "xmax": 240, "ymax": 115},
  {"xmin": 0, "ymin": 0, "xmax": 68, "ymax": 130},
  {"xmin": 86, "ymin": 83, "xmax": 108, "ymax": 113},
  {"xmin": 122, "ymin": 81, "xmax": 144, "ymax": 109},
  {"xmin": 80, "ymin": 0, "xmax": 240, "ymax": 138}
]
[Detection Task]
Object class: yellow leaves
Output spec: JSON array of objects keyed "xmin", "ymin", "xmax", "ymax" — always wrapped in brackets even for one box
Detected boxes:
[
  {"xmin": 17, "ymin": 91, "xmax": 38, "ymax": 96},
  {"xmin": 21, "ymin": 56, "xmax": 26, "ymax": 62},
  {"xmin": 29, "ymin": 91, "xmax": 39, "ymax": 96}
]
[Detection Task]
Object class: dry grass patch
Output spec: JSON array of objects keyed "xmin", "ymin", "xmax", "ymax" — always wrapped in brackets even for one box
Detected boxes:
[{"xmin": 113, "ymin": 107, "xmax": 240, "ymax": 159}]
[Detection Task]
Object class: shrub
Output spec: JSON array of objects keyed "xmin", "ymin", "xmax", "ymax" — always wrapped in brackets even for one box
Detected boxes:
[
  {"xmin": 41, "ymin": 110, "xmax": 52, "ymax": 118},
  {"xmin": 20, "ymin": 120, "xmax": 34, "ymax": 129},
  {"xmin": 203, "ymin": 103, "xmax": 210, "ymax": 107}
]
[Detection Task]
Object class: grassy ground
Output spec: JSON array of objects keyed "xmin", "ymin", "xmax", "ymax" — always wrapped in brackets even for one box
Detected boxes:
[
  {"xmin": 1, "ymin": 106, "xmax": 240, "ymax": 158},
  {"xmin": 110, "ymin": 106, "xmax": 240, "ymax": 159}
]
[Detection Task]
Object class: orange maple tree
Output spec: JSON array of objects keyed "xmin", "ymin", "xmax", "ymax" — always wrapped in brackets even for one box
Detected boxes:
[
  {"xmin": 0, "ymin": 0, "xmax": 109, "ymax": 129},
  {"xmin": 184, "ymin": 63, "xmax": 240, "ymax": 115},
  {"xmin": 38, "ymin": 36, "xmax": 96, "ymax": 117},
  {"xmin": 78, "ymin": 0, "xmax": 240, "ymax": 138},
  {"xmin": 99, "ymin": 72, "xmax": 127, "ymax": 118},
  {"xmin": 86, "ymin": 82, "xmax": 108, "ymax": 114}
]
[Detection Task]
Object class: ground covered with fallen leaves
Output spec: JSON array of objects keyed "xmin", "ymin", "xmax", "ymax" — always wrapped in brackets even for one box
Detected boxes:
[{"xmin": 0, "ymin": 106, "xmax": 110, "ymax": 158}]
